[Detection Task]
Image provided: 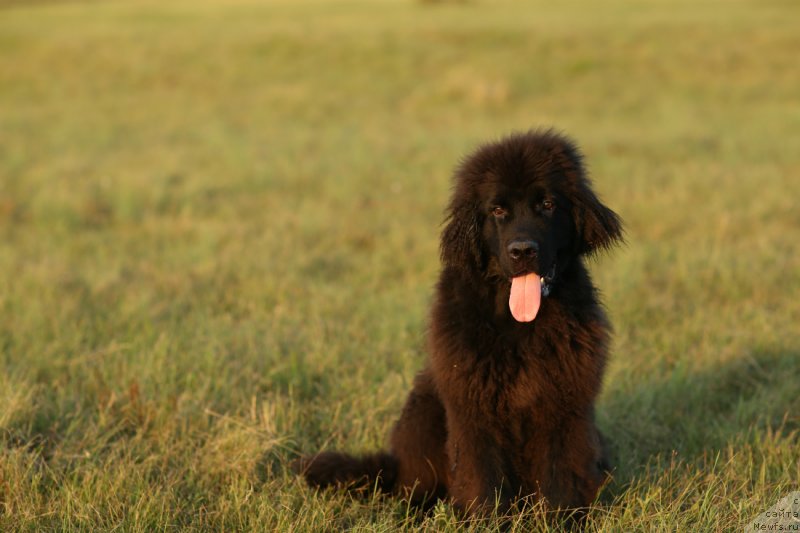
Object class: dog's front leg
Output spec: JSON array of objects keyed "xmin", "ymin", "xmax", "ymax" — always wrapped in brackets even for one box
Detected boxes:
[{"xmin": 443, "ymin": 412, "xmax": 516, "ymax": 517}]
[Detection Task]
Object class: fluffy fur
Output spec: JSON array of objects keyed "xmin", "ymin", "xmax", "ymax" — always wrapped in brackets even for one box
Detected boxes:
[{"xmin": 295, "ymin": 130, "xmax": 623, "ymax": 517}]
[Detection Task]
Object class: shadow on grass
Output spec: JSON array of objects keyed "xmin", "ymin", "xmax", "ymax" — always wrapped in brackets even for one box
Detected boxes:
[
  {"xmin": 273, "ymin": 346, "xmax": 799, "ymax": 526},
  {"xmin": 598, "ymin": 346, "xmax": 799, "ymax": 495}
]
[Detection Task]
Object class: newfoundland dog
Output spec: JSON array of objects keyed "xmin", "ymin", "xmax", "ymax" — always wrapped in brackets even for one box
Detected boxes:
[{"xmin": 296, "ymin": 130, "xmax": 623, "ymax": 517}]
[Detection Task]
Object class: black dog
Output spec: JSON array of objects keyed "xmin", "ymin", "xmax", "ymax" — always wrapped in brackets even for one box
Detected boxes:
[{"xmin": 296, "ymin": 130, "xmax": 623, "ymax": 517}]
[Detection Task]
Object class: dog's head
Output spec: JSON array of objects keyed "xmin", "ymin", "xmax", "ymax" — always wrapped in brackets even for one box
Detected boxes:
[{"xmin": 441, "ymin": 130, "xmax": 623, "ymax": 321}]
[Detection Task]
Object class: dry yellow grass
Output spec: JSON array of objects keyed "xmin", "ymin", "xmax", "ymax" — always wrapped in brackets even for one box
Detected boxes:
[{"xmin": 1, "ymin": 0, "xmax": 798, "ymax": 530}]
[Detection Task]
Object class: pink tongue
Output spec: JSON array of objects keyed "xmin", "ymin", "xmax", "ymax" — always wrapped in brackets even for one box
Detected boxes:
[{"xmin": 509, "ymin": 273, "xmax": 542, "ymax": 322}]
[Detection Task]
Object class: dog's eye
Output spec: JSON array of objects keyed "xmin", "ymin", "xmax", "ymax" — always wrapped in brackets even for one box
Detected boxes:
[
  {"xmin": 492, "ymin": 206, "xmax": 508, "ymax": 217},
  {"xmin": 542, "ymin": 199, "xmax": 555, "ymax": 211}
]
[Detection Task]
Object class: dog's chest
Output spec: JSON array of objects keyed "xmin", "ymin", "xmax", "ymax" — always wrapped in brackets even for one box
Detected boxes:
[{"xmin": 450, "ymin": 320, "xmax": 602, "ymax": 417}]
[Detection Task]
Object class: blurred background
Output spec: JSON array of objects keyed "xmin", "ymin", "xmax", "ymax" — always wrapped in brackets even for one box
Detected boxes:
[{"xmin": 1, "ymin": 0, "xmax": 798, "ymax": 530}]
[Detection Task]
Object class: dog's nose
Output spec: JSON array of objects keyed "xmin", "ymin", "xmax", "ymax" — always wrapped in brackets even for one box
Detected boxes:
[{"xmin": 507, "ymin": 240, "xmax": 538, "ymax": 261}]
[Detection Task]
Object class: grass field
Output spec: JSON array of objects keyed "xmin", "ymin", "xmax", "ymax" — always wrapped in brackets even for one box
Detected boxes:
[{"xmin": 1, "ymin": 0, "xmax": 799, "ymax": 530}]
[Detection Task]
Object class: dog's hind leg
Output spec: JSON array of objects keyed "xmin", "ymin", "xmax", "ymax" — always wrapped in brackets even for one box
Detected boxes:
[{"xmin": 389, "ymin": 369, "xmax": 449, "ymax": 507}]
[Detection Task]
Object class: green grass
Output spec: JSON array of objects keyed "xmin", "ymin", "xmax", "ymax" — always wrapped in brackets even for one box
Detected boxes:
[{"xmin": 1, "ymin": 0, "xmax": 799, "ymax": 530}]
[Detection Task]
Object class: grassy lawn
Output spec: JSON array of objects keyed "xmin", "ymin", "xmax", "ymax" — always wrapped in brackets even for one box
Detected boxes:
[{"xmin": 1, "ymin": 0, "xmax": 799, "ymax": 530}]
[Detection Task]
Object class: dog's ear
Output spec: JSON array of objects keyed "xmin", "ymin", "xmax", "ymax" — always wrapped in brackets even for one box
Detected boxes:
[
  {"xmin": 549, "ymin": 136, "xmax": 624, "ymax": 255},
  {"xmin": 572, "ymin": 188, "xmax": 624, "ymax": 255},
  {"xmin": 440, "ymin": 200, "xmax": 483, "ymax": 270}
]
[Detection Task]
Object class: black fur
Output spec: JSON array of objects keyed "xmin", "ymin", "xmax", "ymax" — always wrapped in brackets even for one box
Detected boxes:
[{"xmin": 296, "ymin": 130, "xmax": 623, "ymax": 519}]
